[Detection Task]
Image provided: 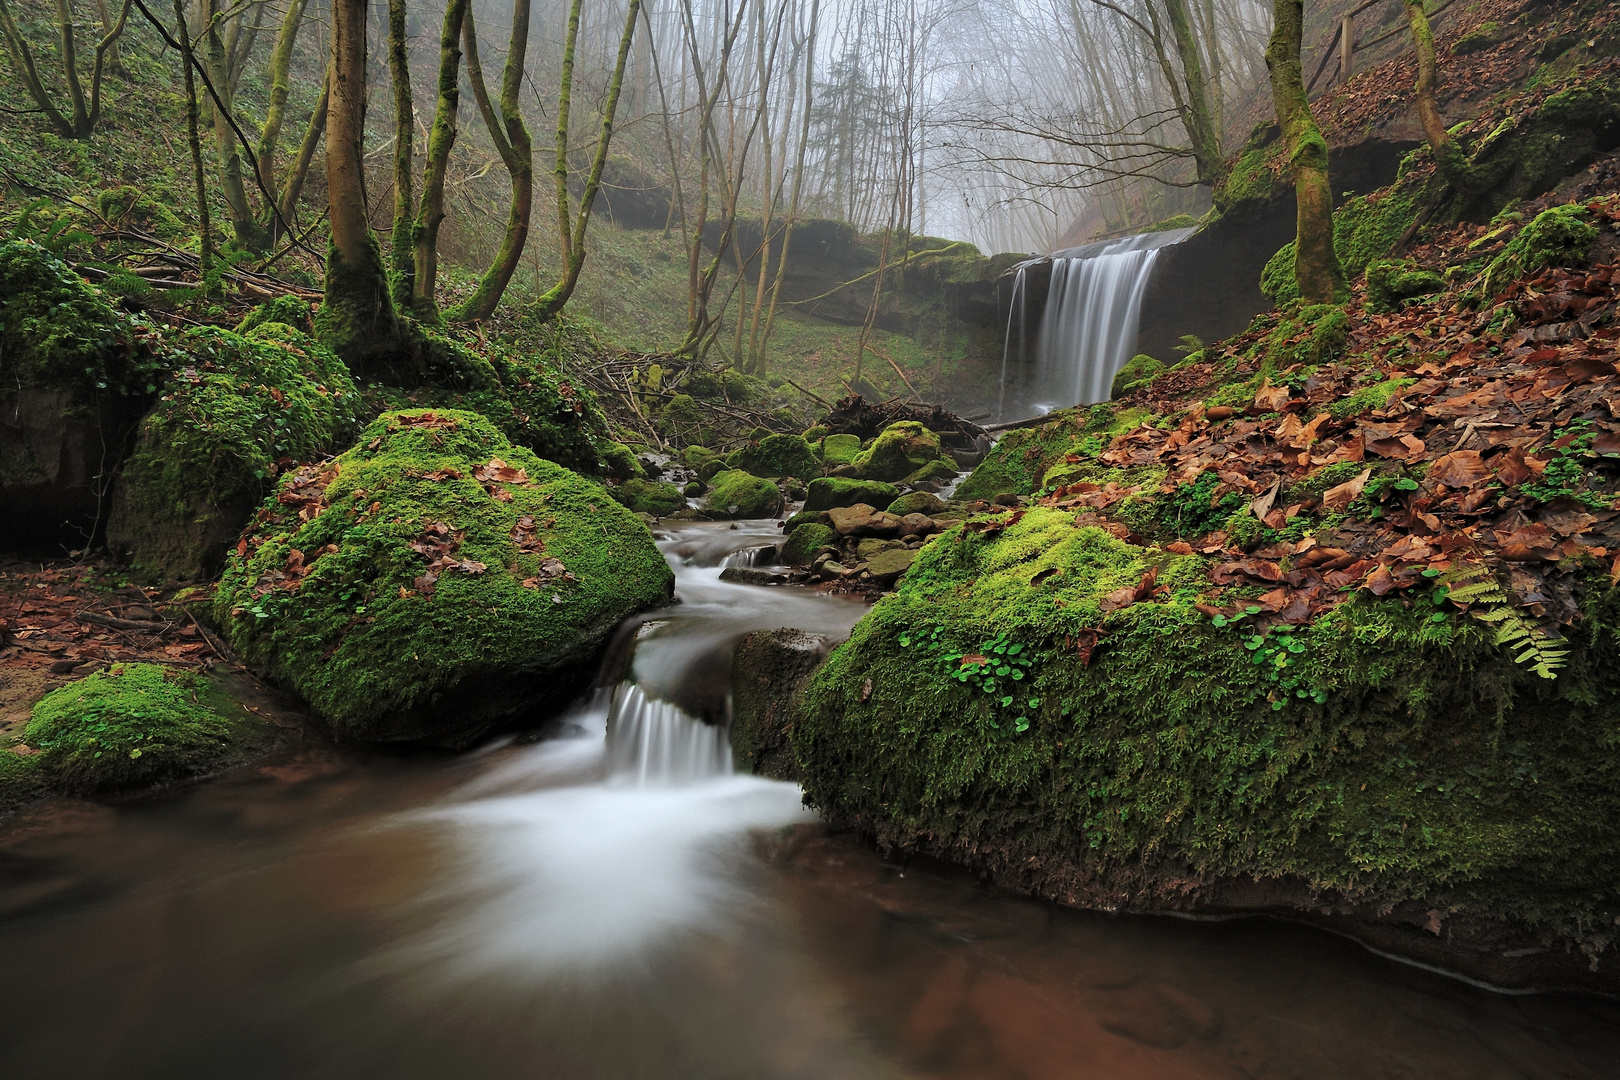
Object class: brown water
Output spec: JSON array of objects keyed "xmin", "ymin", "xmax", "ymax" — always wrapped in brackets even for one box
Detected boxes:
[{"xmin": 1, "ymin": 524, "xmax": 1616, "ymax": 1079}]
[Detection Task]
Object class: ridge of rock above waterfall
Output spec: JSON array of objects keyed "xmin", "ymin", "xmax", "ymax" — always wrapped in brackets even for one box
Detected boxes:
[{"xmin": 214, "ymin": 409, "xmax": 674, "ymax": 746}]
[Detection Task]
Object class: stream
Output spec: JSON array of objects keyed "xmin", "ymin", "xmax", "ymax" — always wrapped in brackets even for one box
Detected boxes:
[{"xmin": 1, "ymin": 522, "xmax": 1617, "ymax": 1078}]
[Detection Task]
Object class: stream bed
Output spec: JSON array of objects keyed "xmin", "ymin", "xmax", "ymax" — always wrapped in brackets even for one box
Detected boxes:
[{"xmin": 1, "ymin": 523, "xmax": 1617, "ymax": 1079}]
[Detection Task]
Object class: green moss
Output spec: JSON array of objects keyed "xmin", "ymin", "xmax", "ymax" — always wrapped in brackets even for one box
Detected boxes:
[
  {"xmin": 1327, "ymin": 376, "xmax": 1415, "ymax": 420},
  {"xmin": 902, "ymin": 459, "xmax": 959, "ymax": 485},
  {"xmin": 612, "ymin": 478, "xmax": 686, "ymax": 516},
  {"xmin": 781, "ymin": 522, "xmax": 837, "ymax": 565},
  {"xmin": 215, "ymin": 409, "xmax": 673, "ymax": 744},
  {"xmin": 1263, "ymin": 186, "xmax": 1422, "ymax": 306},
  {"xmin": 1451, "ymin": 21, "xmax": 1501, "ymax": 55},
  {"xmin": 1262, "ymin": 304, "xmax": 1350, "ymax": 370},
  {"xmin": 1215, "ymin": 144, "xmax": 1285, "ymax": 215},
  {"xmin": 1365, "ymin": 260, "xmax": 1445, "ymax": 313},
  {"xmin": 598, "ymin": 441, "xmax": 644, "ymax": 481},
  {"xmin": 727, "ymin": 433, "xmax": 820, "ymax": 479},
  {"xmin": 0, "ymin": 239, "xmax": 149, "ymax": 396},
  {"xmin": 23, "ymin": 664, "xmax": 255, "ymax": 794},
  {"xmin": 313, "ymin": 236, "xmax": 405, "ymax": 370},
  {"xmin": 1479, "ymin": 203, "xmax": 1599, "ymax": 296},
  {"xmin": 887, "ymin": 491, "xmax": 947, "ymax": 516},
  {"xmin": 704, "ymin": 469, "xmax": 784, "ymax": 519},
  {"xmin": 1111, "ymin": 353, "xmax": 1166, "ymax": 398},
  {"xmin": 804, "ymin": 477, "xmax": 900, "ymax": 512},
  {"xmin": 107, "ymin": 324, "xmax": 360, "ymax": 581},
  {"xmin": 794, "ymin": 509, "xmax": 1620, "ymax": 941},
  {"xmin": 658, "ymin": 393, "xmax": 718, "ymax": 446},
  {"xmin": 820, "ymin": 433, "xmax": 863, "ymax": 466},
  {"xmin": 237, "ymin": 297, "xmax": 314, "ymax": 335},
  {"xmin": 853, "ymin": 421, "xmax": 945, "ymax": 482}
]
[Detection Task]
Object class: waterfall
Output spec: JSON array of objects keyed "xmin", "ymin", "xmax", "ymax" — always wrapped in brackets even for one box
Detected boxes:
[
  {"xmin": 606, "ymin": 682, "xmax": 733, "ymax": 784},
  {"xmin": 1000, "ymin": 227, "xmax": 1194, "ymax": 418},
  {"xmin": 720, "ymin": 544, "xmax": 778, "ymax": 569}
]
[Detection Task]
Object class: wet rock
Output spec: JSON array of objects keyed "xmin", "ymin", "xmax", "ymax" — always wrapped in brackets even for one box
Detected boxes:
[
  {"xmin": 828, "ymin": 504, "xmax": 903, "ymax": 537},
  {"xmin": 730, "ymin": 628, "xmax": 834, "ymax": 780},
  {"xmin": 703, "ymin": 469, "xmax": 785, "ymax": 519},
  {"xmin": 865, "ymin": 547, "xmax": 917, "ymax": 586},
  {"xmin": 781, "ymin": 522, "xmax": 837, "ymax": 565},
  {"xmin": 898, "ymin": 513, "xmax": 939, "ymax": 537},
  {"xmin": 718, "ymin": 566, "xmax": 794, "ymax": 586},
  {"xmin": 887, "ymin": 491, "xmax": 947, "ymax": 517},
  {"xmin": 804, "ymin": 477, "xmax": 900, "ymax": 512}
]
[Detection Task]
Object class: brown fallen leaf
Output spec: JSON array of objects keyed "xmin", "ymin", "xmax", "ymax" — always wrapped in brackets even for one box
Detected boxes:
[
  {"xmin": 1430, "ymin": 450, "xmax": 1492, "ymax": 488},
  {"xmin": 1322, "ymin": 467, "xmax": 1372, "ymax": 510},
  {"xmin": 1254, "ymin": 379, "xmax": 1290, "ymax": 413}
]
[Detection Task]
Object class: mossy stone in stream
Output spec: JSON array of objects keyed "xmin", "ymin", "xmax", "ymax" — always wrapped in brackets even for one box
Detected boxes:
[
  {"xmin": 106, "ymin": 323, "xmax": 360, "ymax": 582},
  {"xmin": 853, "ymin": 421, "xmax": 946, "ymax": 482},
  {"xmin": 17, "ymin": 663, "xmax": 271, "ymax": 795},
  {"xmin": 612, "ymin": 478, "xmax": 687, "ymax": 517},
  {"xmin": 781, "ymin": 523, "xmax": 837, "ymax": 566},
  {"xmin": 215, "ymin": 409, "xmax": 674, "ymax": 745},
  {"xmin": 820, "ymin": 433, "xmax": 863, "ymax": 467},
  {"xmin": 597, "ymin": 441, "xmax": 645, "ymax": 481},
  {"xmin": 901, "ymin": 459, "xmax": 959, "ymax": 486},
  {"xmin": 887, "ymin": 491, "xmax": 947, "ymax": 517},
  {"xmin": 703, "ymin": 469, "xmax": 784, "ymax": 519},
  {"xmin": 804, "ymin": 477, "xmax": 900, "ymax": 512},
  {"xmin": 726, "ymin": 433, "xmax": 820, "ymax": 479},
  {"xmin": 793, "ymin": 507, "xmax": 1620, "ymax": 959}
]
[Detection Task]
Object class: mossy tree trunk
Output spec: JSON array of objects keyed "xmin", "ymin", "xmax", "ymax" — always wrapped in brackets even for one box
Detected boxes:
[
  {"xmin": 255, "ymin": 0, "xmax": 310, "ymax": 244},
  {"xmin": 447, "ymin": 0, "xmax": 533, "ymax": 324},
  {"xmin": 0, "ymin": 0, "xmax": 129, "ymax": 138},
  {"xmin": 1160, "ymin": 0, "xmax": 1226, "ymax": 189},
  {"xmin": 202, "ymin": 0, "xmax": 267, "ymax": 251},
  {"xmin": 526, "ymin": 0, "xmax": 644, "ymax": 324},
  {"xmin": 1265, "ymin": 0, "xmax": 1342, "ymax": 303},
  {"xmin": 317, "ymin": 0, "xmax": 402, "ymax": 362},
  {"xmin": 386, "ymin": 0, "xmax": 415, "ymax": 308},
  {"xmin": 275, "ymin": 61, "xmax": 329, "ymax": 229},
  {"xmin": 1402, "ymin": 0, "xmax": 1459, "ymax": 176},
  {"xmin": 170, "ymin": 0, "xmax": 211, "ymax": 281},
  {"xmin": 410, "ymin": 0, "xmax": 469, "ymax": 319}
]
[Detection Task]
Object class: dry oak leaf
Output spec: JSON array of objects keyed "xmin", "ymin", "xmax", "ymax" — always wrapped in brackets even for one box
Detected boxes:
[
  {"xmin": 1429, "ymin": 450, "xmax": 1492, "ymax": 489},
  {"xmin": 1254, "ymin": 379, "xmax": 1290, "ymax": 413},
  {"xmin": 1321, "ymin": 467, "xmax": 1372, "ymax": 511}
]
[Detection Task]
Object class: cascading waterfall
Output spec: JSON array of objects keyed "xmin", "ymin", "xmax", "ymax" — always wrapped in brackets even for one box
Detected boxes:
[
  {"xmin": 606, "ymin": 682, "xmax": 733, "ymax": 784},
  {"xmin": 719, "ymin": 544, "xmax": 778, "ymax": 569},
  {"xmin": 999, "ymin": 226, "xmax": 1194, "ymax": 418}
]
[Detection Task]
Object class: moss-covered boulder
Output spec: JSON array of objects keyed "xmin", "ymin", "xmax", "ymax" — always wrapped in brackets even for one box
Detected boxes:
[
  {"xmin": 1364, "ymin": 259, "xmax": 1445, "ymax": 313},
  {"xmin": 1479, "ymin": 203, "xmax": 1598, "ymax": 296},
  {"xmin": 804, "ymin": 477, "xmax": 901, "ymax": 512},
  {"xmin": 820, "ymin": 432, "xmax": 863, "ymax": 466},
  {"xmin": 658, "ymin": 393, "xmax": 717, "ymax": 446},
  {"xmin": 794, "ymin": 509, "xmax": 1620, "ymax": 984},
  {"xmin": 852, "ymin": 420, "xmax": 947, "ymax": 482},
  {"xmin": 215, "ymin": 409, "xmax": 673, "ymax": 745},
  {"xmin": 612, "ymin": 478, "xmax": 686, "ymax": 517},
  {"xmin": 703, "ymin": 469, "xmax": 784, "ymax": 519},
  {"xmin": 957, "ymin": 405, "xmax": 1148, "ymax": 500},
  {"xmin": 1110, "ymin": 354, "xmax": 1166, "ymax": 398},
  {"xmin": 902, "ymin": 459, "xmax": 959, "ymax": 485},
  {"xmin": 726, "ymin": 433, "xmax": 820, "ymax": 479},
  {"xmin": 781, "ymin": 522, "xmax": 837, "ymax": 565},
  {"xmin": 106, "ymin": 324, "xmax": 360, "ymax": 581},
  {"xmin": 887, "ymin": 491, "xmax": 947, "ymax": 517},
  {"xmin": 3, "ymin": 663, "xmax": 280, "ymax": 802},
  {"xmin": 0, "ymin": 240, "xmax": 157, "ymax": 544},
  {"xmin": 597, "ymin": 441, "xmax": 645, "ymax": 481}
]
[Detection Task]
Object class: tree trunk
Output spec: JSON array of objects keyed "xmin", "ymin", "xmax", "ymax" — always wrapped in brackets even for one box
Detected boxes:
[
  {"xmin": 256, "ymin": 0, "xmax": 310, "ymax": 238},
  {"xmin": 277, "ymin": 62, "xmax": 329, "ymax": 227},
  {"xmin": 386, "ymin": 0, "xmax": 415, "ymax": 307},
  {"xmin": 203, "ymin": 0, "xmax": 264, "ymax": 250},
  {"xmin": 1402, "ymin": 0, "xmax": 1451, "ymax": 160},
  {"xmin": 1161, "ymin": 0, "xmax": 1225, "ymax": 189},
  {"xmin": 171, "ymin": 0, "xmax": 211, "ymax": 282},
  {"xmin": 411, "ymin": 0, "xmax": 468, "ymax": 318},
  {"xmin": 1265, "ymin": 0, "xmax": 1341, "ymax": 304},
  {"xmin": 527, "ymin": 0, "xmax": 644, "ymax": 323},
  {"xmin": 447, "ymin": 0, "xmax": 533, "ymax": 324},
  {"xmin": 317, "ymin": 0, "xmax": 402, "ymax": 362}
]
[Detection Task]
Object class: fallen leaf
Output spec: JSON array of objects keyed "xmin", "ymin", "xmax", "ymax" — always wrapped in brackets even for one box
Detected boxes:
[
  {"xmin": 1322, "ymin": 467, "xmax": 1372, "ymax": 510},
  {"xmin": 1430, "ymin": 450, "xmax": 1492, "ymax": 488}
]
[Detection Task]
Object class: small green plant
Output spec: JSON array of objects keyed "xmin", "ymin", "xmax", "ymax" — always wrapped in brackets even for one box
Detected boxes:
[
  {"xmin": 1159, "ymin": 470, "xmax": 1244, "ymax": 536},
  {"xmin": 1444, "ymin": 564, "xmax": 1568, "ymax": 678},
  {"xmin": 899, "ymin": 625, "xmax": 1041, "ymax": 733},
  {"xmin": 1521, "ymin": 423, "xmax": 1611, "ymax": 509},
  {"xmin": 1211, "ymin": 608, "xmax": 1327, "ymax": 710},
  {"xmin": 1347, "ymin": 473, "xmax": 1420, "ymax": 519}
]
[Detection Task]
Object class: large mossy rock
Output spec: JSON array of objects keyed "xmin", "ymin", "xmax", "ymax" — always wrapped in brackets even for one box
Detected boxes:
[
  {"xmin": 852, "ymin": 420, "xmax": 946, "ymax": 482},
  {"xmin": 726, "ymin": 433, "xmax": 820, "ymax": 479},
  {"xmin": 804, "ymin": 476, "xmax": 900, "ymax": 512},
  {"xmin": 729, "ymin": 629, "xmax": 834, "ymax": 780},
  {"xmin": 106, "ymin": 324, "xmax": 360, "ymax": 581},
  {"xmin": 0, "ymin": 240, "xmax": 156, "ymax": 546},
  {"xmin": 1, "ymin": 663, "xmax": 282, "ymax": 807},
  {"xmin": 703, "ymin": 469, "xmax": 784, "ymax": 519},
  {"xmin": 612, "ymin": 477, "xmax": 686, "ymax": 517},
  {"xmin": 794, "ymin": 509, "xmax": 1620, "ymax": 987},
  {"xmin": 956, "ymin": 405, "xmax": 1138, "ymax": 499},
  {"xmin": 215, "ymin": 409, "xmax": 674, "ymax": 745}
]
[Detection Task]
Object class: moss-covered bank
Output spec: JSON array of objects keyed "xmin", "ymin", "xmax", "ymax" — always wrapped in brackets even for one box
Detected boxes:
[
  {"xmin": 215, "ymin": 409, "xmax": 673, "ymax": 745},
  {"xmin": 794, "ymin": 510, "xmax": 1620, "ymax": 986}
]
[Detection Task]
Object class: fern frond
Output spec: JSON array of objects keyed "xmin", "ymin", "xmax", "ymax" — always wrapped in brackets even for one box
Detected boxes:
[{"xmin": 1446, "ymin": 564, "xmax": 1567, "ymax": 678}]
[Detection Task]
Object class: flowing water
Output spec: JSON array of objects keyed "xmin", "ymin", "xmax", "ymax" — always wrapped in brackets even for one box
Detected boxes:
[
  {"xmin": 1000, "ymin": 228, "xmax": 1195, "ymax": 419},
  {"xmin": 2, "ymin": 521, "xmax": 1618, "ymax": 1078}
]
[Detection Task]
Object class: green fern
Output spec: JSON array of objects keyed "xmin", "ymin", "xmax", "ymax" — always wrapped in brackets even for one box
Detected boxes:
[{"xmin": 1444, "ymin": 564, "xmax": 1568, "ymax": 679}]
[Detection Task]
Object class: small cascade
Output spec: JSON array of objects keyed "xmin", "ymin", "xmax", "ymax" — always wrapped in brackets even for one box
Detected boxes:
[
  {"xmin": 720, "ymin": 544, "xmax": 778, "ymax": 569},
  {"xmin": 999, "ymin": 227, "xmax": 1194, "ymax": 418},
  {"xmin": 606, "ymin": 682, "xmax": 733, "ymax": 784}
]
